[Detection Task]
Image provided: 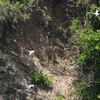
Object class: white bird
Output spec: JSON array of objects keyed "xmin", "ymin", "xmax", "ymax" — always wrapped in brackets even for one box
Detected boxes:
[
  {"xmin": 26, "ymin": 85, "xmax": 34, "ymax": 89},
  {"xmin": 21, "ymin": 48, "xmax": 35, "ymax": 56},
  {"xmin": 28, "ymin": 50, "xmax": 35, "ymax": 56},
  {"xmin": 93, "ymin": 10, "xmax": 99, "ymax": 16}
]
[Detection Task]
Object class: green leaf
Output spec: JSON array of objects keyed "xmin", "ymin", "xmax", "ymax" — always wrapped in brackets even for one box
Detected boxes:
[{"xmin": 97, "ymin": 94, "xmax": 100, "ymax": 99}]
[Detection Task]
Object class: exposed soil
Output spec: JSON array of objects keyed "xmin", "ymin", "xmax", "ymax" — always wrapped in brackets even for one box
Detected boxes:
[
  {"xmin": 20, "ymin": 47, "xmax": 78, "ymax": 100},
  {"xmin": 33, "ymin": 55, "xmax": 78, "ymax": 100}
]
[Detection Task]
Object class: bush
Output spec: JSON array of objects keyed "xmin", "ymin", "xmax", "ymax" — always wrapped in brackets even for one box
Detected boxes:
[
  {"xmin": 70, "ymin": 0, "xmax": 100, "ymax": 99},
  {"xmin": 0, "ymin": 0, "xmax": 34, "ymax": 21},
  {"xmin": 54, "ymin": 96, "xmax": 64, "ymax": 100},
  {"xmin": 0, "ymin": 0, "xmax": 34, "ymax": 37},
  {"xmin": 31, "ymin": 72, "xmax": 53, "ymax": 87},
  {"xmin": 74, "ymin": 76, "xmax": 100, "ymax": 100},
  {"xmin": 70, "ymin": 3, "xmax": 100, "ymax": 70}
]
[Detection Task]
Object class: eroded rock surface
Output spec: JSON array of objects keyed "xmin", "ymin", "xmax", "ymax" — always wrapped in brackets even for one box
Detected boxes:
[
  {"xmin": 0, "ymin": 51, "xmax": 37, "ymax": 100},
  {"xmin": 0, "ymin": 0, "xmax": 78, "ymax": 100}
]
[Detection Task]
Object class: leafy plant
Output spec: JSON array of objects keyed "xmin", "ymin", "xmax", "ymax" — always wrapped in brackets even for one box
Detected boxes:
[
  {"xmin": 54, "ymin": 96, "xmax": 64, "ymax": 100},
  {"xmin": 70, "ymin": 3, "xmax": 100, "ymax": 68},
  {"xmin": 70, "ymin": 1, "xmax": 100, "ymax": 100},
  {"xmin": 0, "ymin": 0, "xmax": 34, "ymax": 21},
  {"xmin": 0, "ymin": 0, "xmax": 34, "ymax": 37},
  {"xmin": 97, "ymin": 94, "xmax": 100, "ymax": 99},
  {"xmin": 74, "ymin": 76, "xmax": 100, "ymax": 100},
  {"xmin": 31, "ymin": 71, "xmax": 53, "ymax": 87}
]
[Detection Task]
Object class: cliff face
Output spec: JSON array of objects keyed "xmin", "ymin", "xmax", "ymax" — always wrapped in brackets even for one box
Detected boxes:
[
  {"xmin": 0, "ymin": 52, "xmax": 33, "ymax": 100},
  {"xmin": 1, "ymin": 0, "xmax": 77, "ymax": 66},
  {"xmin": 0, "ymin": 0, "xmax": 78, "ymax": 100}
]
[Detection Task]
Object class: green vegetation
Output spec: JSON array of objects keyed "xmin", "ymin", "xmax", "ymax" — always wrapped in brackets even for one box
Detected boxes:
[
  {"xmin": 1, "ymin": 0, "xmax": 100, "ymax": 99},
  {"xmin": 0, "ymin": 0, "xmax": 34, "ymax": 37},
  {"xmin": 70, "ymin": 0, "xmax": 100, "ymax": 99},
  {"xmin": 31, "ymin": 71, "xmax": 53, "ymax": 87},
  {"xmin": 0, "ymin": 0, "xmax": 34, "ymax": 21},
  {"xmin": 54, "ymin": 96, "xmax": 64, "ymax": 100}
]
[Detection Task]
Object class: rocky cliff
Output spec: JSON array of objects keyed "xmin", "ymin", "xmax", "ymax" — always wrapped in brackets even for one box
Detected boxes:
[{"xmin": 0, "ymin": 0, "xmax": 79, "ymax": 100}]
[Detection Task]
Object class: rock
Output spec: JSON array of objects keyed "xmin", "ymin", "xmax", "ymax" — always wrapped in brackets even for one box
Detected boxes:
[{"xmin": 0, "ymin": 51, "xmax": 36, "ymax": 100}]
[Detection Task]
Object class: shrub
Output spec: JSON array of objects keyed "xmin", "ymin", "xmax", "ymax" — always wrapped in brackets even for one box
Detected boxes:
[
  {"xmin": 54, "ymin": 96, "xmax": 64, "ymax": 100},
  {"xmin": 70, "ymin": 3, "xmax": 100, "ymax": 70},
  {"xmin": 74, "ymin": 76, "xmax": 100, "ymax": 100},
  {"xmin": 31, "ymin": 71, "xmax": 53, "ymax": 87},
  {"xmin": 70, "ymin": 0, "xmax": 100, "ymax": 99},
  {"xmin": 0, "ymin": 0, "xmax": 34, "ymax": 21},
  {"xmin": 0, "ymin": 0, "xmax": 34, "ymax": 37}
]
